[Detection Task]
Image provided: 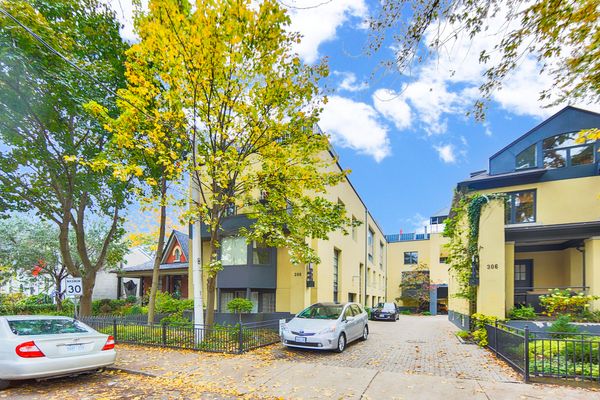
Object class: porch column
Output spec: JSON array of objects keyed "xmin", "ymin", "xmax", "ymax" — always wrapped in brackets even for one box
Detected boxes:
[
  {"xmin": 477, "ymin": 199, "xmax": 506, "ymax": 319},
  {"xmin": 505, "ymin": 242, "xmax": 515, "ymax": 312},
  {"xmin": 584, "ymin": 237, "xmax": 600, "ymax": 311}
]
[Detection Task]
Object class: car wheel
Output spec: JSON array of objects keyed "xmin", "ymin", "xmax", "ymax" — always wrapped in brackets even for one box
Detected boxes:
[
  {"xmin": 0, "ymin": 379, "xmax": 10, "ymax": 391},
  {"xmin": 360, "ymin": 325, "xmax": 369, "ymax": 341},
  {"xmin": 335, "ymin": 333, "xmax": 346, "ymax": 353}
]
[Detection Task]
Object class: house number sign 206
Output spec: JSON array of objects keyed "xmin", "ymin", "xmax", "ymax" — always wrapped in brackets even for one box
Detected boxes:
[{"xmin": 486, "ymin": 264, "xmax": 499, "ymax": 270}]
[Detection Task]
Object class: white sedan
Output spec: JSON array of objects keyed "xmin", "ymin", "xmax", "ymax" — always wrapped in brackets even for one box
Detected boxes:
[
  {"xmin": 281, "ymin": 302, "xmax": 368, "ymax": 352},
  {"xmin": 0, "ymin": 315, "xmax": 116, "ymax": 390}
]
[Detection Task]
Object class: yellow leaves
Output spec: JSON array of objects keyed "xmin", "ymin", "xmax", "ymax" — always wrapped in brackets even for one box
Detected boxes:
[{"xmin": 63, "ymin": 155, "xmax": 77, "ymax": 163}]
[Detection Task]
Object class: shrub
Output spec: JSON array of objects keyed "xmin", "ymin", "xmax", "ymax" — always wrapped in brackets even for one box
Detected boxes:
[
  {"xmin": 400, "ymin": 310, "xmax": 412, "ymax": 315},
  {"xmin": 456, "ymin": 330, "xmax": 471, "ymax": 340},
  {"xmin": 421, "ymin": 311, "xmax": 432, "ymax": 316},
  {"xmin": 155, "ymin": 291, "xmax": 193, "ymax": 314},
  {"xmin": 539, "ymin": 289, "xmax": 599, "ymax": 317},
  {"xmin": 507, "ymin": 305, "xmax": 536, "ymax": 320},
  {"xmin": 161, "ymin": 311, "xmax": 193, "ymax": 328},
  {"xmin": 548, "ymin": 315, "xmax": 579, "ymax": 338},
  {"xmin": 470, "ymin": 313, "xmax": 498, "ymax": 347},
  {"xmin": 227, "ymin": 298, "xmax": 253, "ymax": 323}
]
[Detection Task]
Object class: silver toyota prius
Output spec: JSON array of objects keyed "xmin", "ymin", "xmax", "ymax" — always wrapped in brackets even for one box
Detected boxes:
[
  {"xmin": 0, "ymin": 315, "xmax": 116, "ymax": 390},
  {"xmin": 281, "ymin": 302, "xmax": 368, "ymax": 352}
]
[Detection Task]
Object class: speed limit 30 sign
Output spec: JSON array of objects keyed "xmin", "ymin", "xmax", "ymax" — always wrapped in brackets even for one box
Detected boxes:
[{"xmin": 65, "ymin": 278, "xmax": 83, "ymax": 298}]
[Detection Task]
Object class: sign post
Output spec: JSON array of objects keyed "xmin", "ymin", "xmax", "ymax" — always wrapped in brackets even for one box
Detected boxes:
[{"xmin": 65, "ymin": 277, "xmax": 83, "ymax": 319}]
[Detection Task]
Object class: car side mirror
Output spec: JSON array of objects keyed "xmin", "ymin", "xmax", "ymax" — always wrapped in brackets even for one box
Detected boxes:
[{"xmin": 345, "ymin": 316, "xmax": 355, "ymax": 322}]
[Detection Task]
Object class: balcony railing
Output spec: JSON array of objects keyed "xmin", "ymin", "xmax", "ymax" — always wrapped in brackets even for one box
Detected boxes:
[{"xmin": 385, "ymin": 233, "xmax": 430, "ymax": 243}]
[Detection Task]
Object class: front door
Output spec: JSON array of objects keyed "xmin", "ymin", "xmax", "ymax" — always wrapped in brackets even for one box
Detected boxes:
[{"xmin": 514, "ymin": 259, "xmax": 533, "ymax": 306}]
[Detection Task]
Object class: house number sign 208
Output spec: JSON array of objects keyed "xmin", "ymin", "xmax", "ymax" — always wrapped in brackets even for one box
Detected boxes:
[{"xmin": 486, "ymin": 264, "xmax": 499, "ymax": 270}]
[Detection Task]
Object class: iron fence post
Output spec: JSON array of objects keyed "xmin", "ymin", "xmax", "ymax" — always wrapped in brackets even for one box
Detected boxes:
[
  {"xmin": 113, "ymin": 318, "xmax": 117, "ymax": 342},
  {"xmin": 494, "ymin": 320, "xmax": 498, "ymax": 357},
  {"xmin": 524, "ymin": 325, "xmax": 530, "ymax": 383},
  {"xmin": 238, "ymin": 323, "xmax": 244, "ymax": 354},
  {"xmin": 162, "ymin": 322, "xmax": 167, "ymax": 346}
]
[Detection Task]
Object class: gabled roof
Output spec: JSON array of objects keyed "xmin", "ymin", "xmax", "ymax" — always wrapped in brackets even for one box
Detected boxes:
[{"xmin": 160, "ymin": 229, "xmax": 189, "ymax": 264}]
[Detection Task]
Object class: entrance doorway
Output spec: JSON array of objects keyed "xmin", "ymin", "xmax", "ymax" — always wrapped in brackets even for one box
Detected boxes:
[{"xmin": 514, "ymin": 259, "xmax": 533, "ymax": 308}]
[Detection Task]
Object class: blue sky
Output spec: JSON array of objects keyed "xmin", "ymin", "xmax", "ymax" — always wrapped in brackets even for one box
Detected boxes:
[{"xmin": 109, "ymin": 0, "xmax": 598, "ymax": 235}]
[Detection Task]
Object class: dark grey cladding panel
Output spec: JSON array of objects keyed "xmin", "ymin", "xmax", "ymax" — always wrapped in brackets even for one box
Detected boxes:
[
  {"xmin": 217, "ymin": 265, "xmax": 277, "ymax": 289},
  {"xmin": 489, "ymin": 107, "xmax": 600, "ymax": 176},
  {"xmin": 200, "ymin": 214, "xmax": 255, "ymax": 238},
  {"xmin": 506, "ymin": 221, "xmax": 600, "ymax": 243}
]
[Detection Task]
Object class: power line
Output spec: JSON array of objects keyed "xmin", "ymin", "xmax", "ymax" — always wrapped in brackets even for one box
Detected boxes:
[{"xmin": 0, "ymin": 5, "xmax": 154, "ymax": 121}]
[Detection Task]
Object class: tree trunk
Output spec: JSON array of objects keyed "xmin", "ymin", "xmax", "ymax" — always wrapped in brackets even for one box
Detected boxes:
[
  {"xmin": 147, "ymin": 178, "xmax": 168, "ymax": 324},
  {"xmin": 79, "ymin": 270, "xmax": 97, "ymax": 316},
  {"xmin": 205, "ymin": 276, "xmax": 216, "ymax": 326}
]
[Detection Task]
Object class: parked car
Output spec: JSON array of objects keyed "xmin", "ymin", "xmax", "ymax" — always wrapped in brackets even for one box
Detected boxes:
[
  {"xmin": 0, "ymin": 315, "xmax": 116, "ymax": 390},
  {"xmin": 281, "ymin": 302, "xmax": 368, "ymax": 353},
  {"xmin": 371, "ymin": 302, "xmax": 399, "ymax": 321}
]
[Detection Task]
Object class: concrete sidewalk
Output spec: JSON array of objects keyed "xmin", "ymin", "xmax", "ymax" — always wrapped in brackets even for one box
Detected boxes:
[{"xmin": 112, "ymin": 345, "xmax": 598, "ymax": 399}]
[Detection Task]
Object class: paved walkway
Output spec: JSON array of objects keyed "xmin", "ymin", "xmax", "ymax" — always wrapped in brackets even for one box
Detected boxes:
[
  {"xmin": 109, "ymin": 316, "xmax": 599, "ymax": 399},
  {"xmin": 271, "ymin": 315, "xmax": 514, "ymax": 381}
]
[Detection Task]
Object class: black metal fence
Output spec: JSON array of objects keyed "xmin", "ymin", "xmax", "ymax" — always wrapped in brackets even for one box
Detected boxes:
[
  {"xmin": 485, "ymin": 322, "xmax": 600, "ymax": 382},
  {"xmin": 80, "ymin": 317, "xmax": 282, "ymax": 354}
]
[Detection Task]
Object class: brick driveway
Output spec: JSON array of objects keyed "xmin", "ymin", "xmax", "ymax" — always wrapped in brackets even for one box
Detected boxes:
[{"xmin": 272, "ymin": 315, "xmax": 517, "ymax": 382}]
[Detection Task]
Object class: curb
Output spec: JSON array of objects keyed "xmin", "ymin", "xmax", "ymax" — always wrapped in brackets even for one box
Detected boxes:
[{"xmin": 105, "ymin": 366, "xmax": 158, "ymax": 378}]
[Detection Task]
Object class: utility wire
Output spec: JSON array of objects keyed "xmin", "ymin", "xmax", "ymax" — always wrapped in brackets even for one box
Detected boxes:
[{"xmin": 0, "ymin": 5, "xmax": 154, "ymax": 121}]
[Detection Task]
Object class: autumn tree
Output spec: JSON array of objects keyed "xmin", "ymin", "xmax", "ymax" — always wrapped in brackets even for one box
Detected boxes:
[
  {"xmin": 398, "ymin": 263, "xmax": 432, "ymax": 312},
  {"xmin": 368, "ymin": 0, "xmax": 600, "ymax": 118},
  {"xmin": 119, "ymin": 0, "xmax": 355, "ymax": 326},
  {"xmin": 0, "ymin": 0, "xmax": 130, "ymax": 315},
  {"xmin": 0, "ymin": 216, "xmax": 128, "ymax": 311}
]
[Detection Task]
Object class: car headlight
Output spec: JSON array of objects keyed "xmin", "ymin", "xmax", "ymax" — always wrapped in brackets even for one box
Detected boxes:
[{"xmin": 318, "ymin": 325, "xmax": 336, "ymax": 335}]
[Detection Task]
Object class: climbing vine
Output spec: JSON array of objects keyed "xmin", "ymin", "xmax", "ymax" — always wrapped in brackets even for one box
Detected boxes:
[{"xmin": 443, "ymin": 191, "xmax": 507, "ymax": 304}]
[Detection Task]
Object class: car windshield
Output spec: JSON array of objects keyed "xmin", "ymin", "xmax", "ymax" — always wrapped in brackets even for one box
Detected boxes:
[
  {"xmin": 8, "ymin": 319, "xmax": 90, "ymax": 336},
  {"xmin": 297, "ymin": 304, "xmax": 343, "ymax": 320},
  {"xmin": 382, "ymin": 303, "xmax": 396, "ymax": 311}
]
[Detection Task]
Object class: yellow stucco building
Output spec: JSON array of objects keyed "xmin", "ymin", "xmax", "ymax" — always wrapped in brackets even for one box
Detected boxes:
[{"xmin": 448, "ymin": 106, "xmax": 600, "ymax": 322}]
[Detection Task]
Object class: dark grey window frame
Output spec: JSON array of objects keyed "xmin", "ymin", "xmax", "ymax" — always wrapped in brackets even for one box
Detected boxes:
[
  {"xmin": 505, "ymin": 189, "xmax": 537, "ymax": 225},
  {"xmin": 403, "ymin": 251, "xmax": 418, "ymax": 265}
]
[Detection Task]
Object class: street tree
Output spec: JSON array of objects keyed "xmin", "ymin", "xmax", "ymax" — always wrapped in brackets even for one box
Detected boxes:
[
  {"xmin": 0, "ymin": 0, "xmax": 130, "ymax": 315},
  {"xmin": 398, "ymin": 263, "xmax": 432, "ymax": 312},
  {"xmin": 368, "ymin": 0, "xmax": 600, "ymax": 119},
  {"xmin": 0, "ymin": 216, "xmax": 128, "ymax": 310},
  {"xmin": 116, "ymin": 0, "xmax": 355, "ymax": 326}
]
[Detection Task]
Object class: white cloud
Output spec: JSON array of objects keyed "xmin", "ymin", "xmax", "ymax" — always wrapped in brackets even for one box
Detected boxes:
[
  {"xmin": 433, "ymin": 144, "xmax": 456, "ymax": 164},
  {"xmin": 402, "ymin": 213, "xmax": 430, "ymax": 234},
  {"xmin": 285, "ymin": 0, "xmax": 367, "ymax": 63},
  {"xmin": 319, "ymin": 95, "xmax": 390, "ymax": 162},
  {"xmin": 335, "ymin": 71, "xmax": 369, "ymax": 92},
  {"xmin": 372, "ymin": 88, "xmax": 412, "ymax": 130}
]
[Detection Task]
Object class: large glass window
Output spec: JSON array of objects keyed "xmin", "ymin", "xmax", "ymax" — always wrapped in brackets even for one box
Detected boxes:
[
  {"xmin": 252, "ymin": 242, "xmax": 270, "ymax": 265},
  {"xmin": 367, "ymin": 228, "xmax": 374, "ymax": 262},
  {"xmin": 505, "ymin": 190, "xmax": 536, "ymax": 224},
  {"xmin": 379, "ymin": 242, "xmax": 384, "ymax": 269},
  {"xmin": 259, "ymin": 292, "xmax": 276, "ymax": 313},
  {"xmin": 333, "ymin": 249, "xmax": 340, "ymax": 302},
  {"xmin": 221, "ymin": 237, "xmax": 247, "ymax": 265},
  {"xmin": 403, "ymin": 251, "xmax": 418, "ymax": 265},
  {"xmin": 543, "ymin": 132, "xmax": 594, "ymax": 168},
  {"xmin": 516, "ymin": 144, "xmax": 537, "ymax": 170}
]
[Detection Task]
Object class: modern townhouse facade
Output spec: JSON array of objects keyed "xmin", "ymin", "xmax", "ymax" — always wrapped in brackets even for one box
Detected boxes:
[
  {"xmin": 386, "ymin": 210, "xmax": 450, "ymax": 315},
  {"xmin": 448, "ymin": 106, "xmax": 600, "ymax": 320},
  {"xmin": 182, "ymin": 148, "xmax": 387, "ymax": 315}
]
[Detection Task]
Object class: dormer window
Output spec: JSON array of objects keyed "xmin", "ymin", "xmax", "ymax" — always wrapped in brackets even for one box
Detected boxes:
[
  {"xmin": 543, "ymin": 132, "xmax": 594, "ymax": 168},
  {"xmin": 174, "ymin": 248, "xmax": 181, "ymax": 262},
  {"xmin": 515, "ymin": 144, "xmax": 536, "ymax": 170}
]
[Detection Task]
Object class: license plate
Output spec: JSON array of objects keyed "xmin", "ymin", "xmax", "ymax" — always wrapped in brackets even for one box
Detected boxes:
[
  {"xmin": 65, "ymin": 344, "xmax": 84, "ymax": 352},
  {"xmin": 295, "ymin": 336, "xmax": 307, "ymax": 343}
]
